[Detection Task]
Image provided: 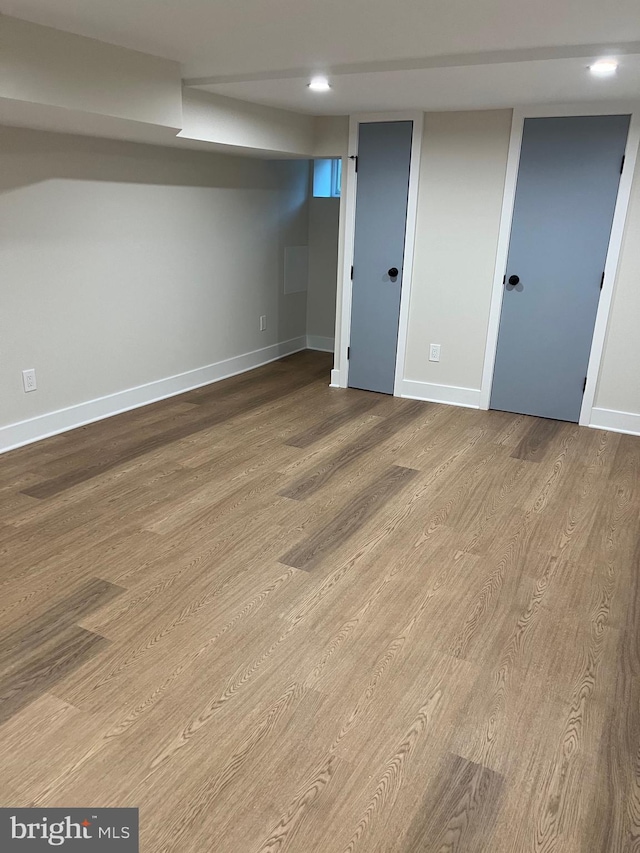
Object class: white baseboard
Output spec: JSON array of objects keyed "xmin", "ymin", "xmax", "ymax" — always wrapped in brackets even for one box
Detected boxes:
[
  {"xmin": 589, "ymin": 406, "xmax": 640, "ymax": 436},
  {"xmin": 329, "ymin": 369, "xmax": 342, "ymax": 389},
  {"xmin": 398, "ymin": 378, "xmax": 481, "ymax": 409},
  {"xmin": 0, "ymin": 336, "xmax": 306, "ymax": 454},
  {"xmin": 306, "ymin": 335, "xmax": 335, "ymax": 353}
]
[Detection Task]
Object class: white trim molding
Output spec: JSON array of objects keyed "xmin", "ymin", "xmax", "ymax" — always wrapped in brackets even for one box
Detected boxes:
[
  {"xmin": 0, "ymin": 336, "xmax": 306, "ymax": 454},
  {"xmin": 589, "ymin": 407, "xmax": 640, "ymax": 436},
  {"xmin": 306, "ymin": 335, "xmax": 335, "ymax": 352},
  {"xmin": 393, "ymin": 115, "xmax": 424, "ymax": 397},
  {"xmin": 582, "ymin": 112, "xmax": 640, "ymax": 427},
  {"xmin": 480, "ymin": 101, "xmax": 640, "ymax": 431},
  {"xmin": 398, "ymin": 379, "xmax": 481, "ymax": 409},
  {"xmin": 335, "ymin": 110, "xmax": 424, "ymax": 391},
  {"xmin": 329, "ymin": 369, "xmax": 341, "ymax": 388},
  {"xmin": 479, "ymin": 107, "xmax": 524, "ymax": 410}
]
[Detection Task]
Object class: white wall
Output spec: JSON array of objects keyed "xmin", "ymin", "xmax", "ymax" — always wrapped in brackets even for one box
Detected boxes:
[
  {"xmin": 335, "ymin": 107, "xmax": 640, "ymax": 430},
  {"xmin": 593, "ymin": 163, "xmax": 640, "ymax": 420},
  {"xmin": 1, "ymin": 16, "xmax": 182, "ymax": 129},
  {"xmin": 0, "ymin": 16, "xmax": 342, "ymax": 158},
  {"xmin": 307, "ymin": 197, "xmax": 340, "ymax": 348},
  {"xmin": 314, "ymin": 117, "xmax": 350, "ymax": 158},
  {"xmin": 402, "ymin": 108, "xmax": 640, "ymax": 426},
  {"xmin": 402, "ymin": 110, "xmax": 512, "ymax": 398},
  {"xmin": 174, "ymin": 94, "xmax": 350, "ymax": 160},
  {"xmin": 180, "ymin": 89, "xmax": 315, "ymax": 157},
  {"xmin": 0, "ymin": 126, "xmax": 310, "ymax": 442}
]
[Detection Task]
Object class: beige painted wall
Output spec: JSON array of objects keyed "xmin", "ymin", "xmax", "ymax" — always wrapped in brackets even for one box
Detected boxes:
[
  {"xmin": 314, "ymin": 116, "xmax": 350, "ymax": 158},
  {"xmin": 403, "ymin": 110, "xmax": 512, "ymax": 390},
  {"xmin": 403, "ymin": 107, "xmax": 640, "ymax": 421},
  {"xmin": 307, "ymin": 197, "xmax": 340, "ymax": 342},
  {"xmin": 0, "ymin": 16, "xmax": 340, "ymax": 158},
  {"xmin": 180, "ymin": 89, "xmax": 315, "ymax": 156},
  {"xmin": 0, "ymin": 126, "xmax": 309, "ymax": 428},
  {"xmin": 594, "ymin": 163, "xmax": 640, "ymax": 415},
  {"xmin": 1, "ymin": 16, "xmax": 182, "ymax": 128}
]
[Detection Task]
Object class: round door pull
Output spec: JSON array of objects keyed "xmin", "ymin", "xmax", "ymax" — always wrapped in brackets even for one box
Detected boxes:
[
  {"xmin": 508, "ymin": 274, "xmax": 520, "ymax": 285},
  {"xmin": 388, "ymin": 267, "xmax": 399, "ymax": 278}
]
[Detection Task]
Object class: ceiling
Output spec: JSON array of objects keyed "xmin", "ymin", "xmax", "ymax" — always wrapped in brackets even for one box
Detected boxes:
[
  {"xmin": 4, "ymin": 0, "xmax": 640, "ymax": 114},
  {"xmin": 196, "ymin": 56, "xmax": 640, "ymax": 115}
]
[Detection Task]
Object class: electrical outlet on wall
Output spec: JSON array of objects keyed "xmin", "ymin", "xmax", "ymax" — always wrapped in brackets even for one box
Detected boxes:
[
  {"xmin": 259, "ymin": 315, "xmax": 267, "ymax": 332},
  {"xmin": 22, "ymin": 368, "xmax": 37, "ymax": 392},
  {"xmin": 429, "ymin": 344, "xmax": 441, "ymax": 362}
]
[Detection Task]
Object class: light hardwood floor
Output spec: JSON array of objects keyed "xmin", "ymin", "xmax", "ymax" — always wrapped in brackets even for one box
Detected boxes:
[{"xmin": 1, "ymin": 350, "xmax": 639, "ymax": 852}]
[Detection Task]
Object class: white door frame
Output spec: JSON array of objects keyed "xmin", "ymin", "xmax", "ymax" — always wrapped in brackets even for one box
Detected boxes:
[
  {"xmin": 334, "ymin": 111, "xmax": 424, "ymax": 394},
  {"xmin": 479, "ymin": 101, "xmax": 640, "ymax": 425}
]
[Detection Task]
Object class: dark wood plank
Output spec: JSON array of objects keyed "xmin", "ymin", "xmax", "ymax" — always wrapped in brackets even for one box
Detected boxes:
[
  {"xmin": 280, "ymin": 402, "xmax": 425, "ymax": 500},
  {"xmin": 510, "ymin": 417, "xmax": 563, "ymax": 462},
  {"xmin": 21, "ymin": 359, "xmax": 329, "ymax": 499},
  {"xmin": 285, "ymin": 393, "xmax": 383, "ymax": 448},
  {"xmin": 587, "ymin": 621, "xmax": 640, "ymax": 853},
  {"xmin": 398, "ymin": 752, "xmax": 504, "ymax": 853},
  {"xmin": 1, "ymin": 351, "xmax": 640, "ymax": 851},
  {"xmin": 583, "ymin": 437, "xmax": 640, "ymax": 853},
  {"xmin": 279, "ymin": 464, "xmax": 418, "ymax": 571},
  {"xmin": 0, "ymin": 578, "xmax": 122, "ymax": 723},
  {"xmin": 0, "ymin": 625, "xmax": 108, "ymax": 725},
  {"xmin": 0, "ymin": 578, "xmax": 123, "ymax": 669}
]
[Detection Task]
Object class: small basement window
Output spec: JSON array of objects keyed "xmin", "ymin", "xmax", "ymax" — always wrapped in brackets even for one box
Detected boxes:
[{"xmin": 313, "ymin": 158, "xmax": 342, "ymax": 198}]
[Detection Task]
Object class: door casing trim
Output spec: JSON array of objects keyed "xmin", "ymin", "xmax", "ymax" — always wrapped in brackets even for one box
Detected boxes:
[
  {"xmin": 333, "ymin": 111, "xmax": 424, "ymax": 393},
  {"xmin": 479, "ymin": 101, "xmax": 640, "ymax": 426}
]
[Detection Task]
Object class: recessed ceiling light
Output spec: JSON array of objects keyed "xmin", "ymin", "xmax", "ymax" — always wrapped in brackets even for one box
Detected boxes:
[
  {"xmin": 589, "ymin": 59, "xmax": 618, "ymax": 77},
  {"xmin": 308, "ymin": 76, "xmax": 331, "ymax": 92}
]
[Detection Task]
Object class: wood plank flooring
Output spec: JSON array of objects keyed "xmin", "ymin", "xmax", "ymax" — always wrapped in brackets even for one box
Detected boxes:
[{"xmin": 1, "ymin": 350, "xmax": 639, "ymax": 852}]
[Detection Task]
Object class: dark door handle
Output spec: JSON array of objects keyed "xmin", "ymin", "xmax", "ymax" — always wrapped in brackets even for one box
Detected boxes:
[
  {"xmin": 508, "ymin": 275, "xmax": 520, "ymax": 285},
  {"xmin": 388, "ymin": 267, "xmax": 399, "ymax": 278}
]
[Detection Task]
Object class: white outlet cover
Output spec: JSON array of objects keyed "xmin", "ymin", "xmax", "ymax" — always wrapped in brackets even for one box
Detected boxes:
[
  {"xmin": 429, "ymin": 344, "xmax": 441, "ymax": 362},
  {"xmin": 22, "ymin": 368, "xmax": 37, "ymax": 392}
]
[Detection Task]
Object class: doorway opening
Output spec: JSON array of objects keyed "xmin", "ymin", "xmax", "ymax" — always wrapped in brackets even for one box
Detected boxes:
[{"xmin": 306, "ymin": 158, "xmax": 342, "ymax": 355}]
